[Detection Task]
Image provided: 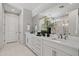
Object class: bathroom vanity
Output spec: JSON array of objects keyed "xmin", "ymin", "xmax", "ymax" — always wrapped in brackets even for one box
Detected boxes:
[
  {"xmin": 25, "ymin": 32, "xmax": 42, "ymax": 55},
  {"xmin": 25, "ymin": 32, "xmax": 79, "ymax": 56},
  {"xmin": 42, "ymin": 37, "xmax": 79, "ymax": 56}
]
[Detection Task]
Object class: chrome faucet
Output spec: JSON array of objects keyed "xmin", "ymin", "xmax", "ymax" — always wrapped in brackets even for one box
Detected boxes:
[
  {"xmin": 63, "ymin": 33, "xmax": 69, "ymax": 40},
  {"xmin": 58, "ymin": 34, "xmax": 63, "ymax": 39},
  {"xmin": 58, "ymin": 33, "xmax": 68, "ymax": 40},
  {"xmin": 64, "ymin": 35, "xmax": 68, "ymax": 40}
]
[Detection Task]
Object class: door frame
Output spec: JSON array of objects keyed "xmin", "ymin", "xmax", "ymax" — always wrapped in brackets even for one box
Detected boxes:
[{"xmin": 4, "ymin": 12, "xmax": 20, "ymax": 43}]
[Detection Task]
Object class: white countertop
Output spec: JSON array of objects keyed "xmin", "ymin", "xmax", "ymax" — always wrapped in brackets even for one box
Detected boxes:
[
  {"xmin": 25, "ymin": 32, "xmax": 79, "ymax": 50},
  {"xmin": 41, "ymin": 36, "xmax": 79, "ymax": 50}
]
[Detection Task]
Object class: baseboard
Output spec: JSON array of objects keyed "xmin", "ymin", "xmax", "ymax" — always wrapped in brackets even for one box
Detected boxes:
[
  {"xmin": 0, "ymin": 44, "xmax": 4, "ymax": 51},
  {"xmin": 6, "ymin": 41, "xmax": 18, "ymax": 44}
]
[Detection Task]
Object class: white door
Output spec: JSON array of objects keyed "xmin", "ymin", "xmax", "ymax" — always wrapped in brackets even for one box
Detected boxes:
[{"xmin": 5, "ymin": 13, "xmax": 19, "ymax": 43}]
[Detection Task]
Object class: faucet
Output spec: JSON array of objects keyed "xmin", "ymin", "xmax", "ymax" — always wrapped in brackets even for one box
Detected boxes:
[
  {"xmin": 64, "ymin": 35, "xmax": 67, "ymax": 40},
  {"xmin": 63, "ymin": 33, "xmax": 69, "ymax": 40},
  {"xmin": 60, "ymin": 34, "xmax": 63, "ymax": 39},
  {"xmin": 57, "ymin": 34, "xmax": 63, "ymax": 39},
  {"xmin": 58, "ymin": 33, "xmax": 68, "ymax": 40}
]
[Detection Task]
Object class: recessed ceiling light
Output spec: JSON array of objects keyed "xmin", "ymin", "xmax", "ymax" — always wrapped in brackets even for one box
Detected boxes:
[{"xmin": 59, "ymin": 5, "xmax": 64, "ymax": 8}]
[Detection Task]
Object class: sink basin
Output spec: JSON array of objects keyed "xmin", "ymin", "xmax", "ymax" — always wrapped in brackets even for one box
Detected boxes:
[
  {"xmin": 51, "ymin": 38, "xmax": 66, "ymax": 41},
  {"xmin": 51, "ymin": 38, "xmax": 63, "ymax": 43},
  {"xmin": 52, "ymin": 40, "xmax": 61, "ymax": 43},
  {"xmin": 52, "ymin": 38, "xmax": 57, "ymax": 40}
]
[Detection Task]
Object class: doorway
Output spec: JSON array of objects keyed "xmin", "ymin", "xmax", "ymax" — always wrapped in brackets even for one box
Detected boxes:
[{"xmin": 4, "ymin": 13, "xmax": 19, "ymax": 43}]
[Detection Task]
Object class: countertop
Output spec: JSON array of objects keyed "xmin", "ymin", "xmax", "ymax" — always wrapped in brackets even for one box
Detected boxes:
[
  {"xmin": 25, "ymin": 32, "xmax": 79, "ymax": 50},
  {"xmin": 41, "ymin": 36, "xmax": 79, "ymax": 50}
]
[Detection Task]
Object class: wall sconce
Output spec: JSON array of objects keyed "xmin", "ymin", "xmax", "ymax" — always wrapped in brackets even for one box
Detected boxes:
[
  {"xmin": 62, "ymin": 24, "xmax": 65, "ymax": 26},
  {"xmin": 62, "ymin": 23, "xmax": 69, "ymax": 26},
  {"xmin": 65, "ymin": 23, "xmax": 69, "ymax": 26}
]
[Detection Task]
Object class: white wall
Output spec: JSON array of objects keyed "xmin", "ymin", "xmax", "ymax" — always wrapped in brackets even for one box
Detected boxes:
[
  {"xmin": 0, "ymin": 3, "xmax": 4, "ymax": 49},
  {"xmin": 32, "ymin": 14, "xmax": 40, "ymax": 32},
  {"xmin": 23, "ymin": 9, "xmax": 32, "ymax": 44},
  {"xmin": 23, "ymin": 9, "xmax": 32, "ymax": 32},
  {"xmin": 18, "ymin": 8, "xmax": 23, "ymax": 44},
  {"xmin": 19, "ymin": 8, "xmax": 32, "ymax": 44}
]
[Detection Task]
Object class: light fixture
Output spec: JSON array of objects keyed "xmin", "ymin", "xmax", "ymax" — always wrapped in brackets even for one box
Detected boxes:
[
  {"xmin": 65, "ymin": 23, "xmax": 69, "ymax": 26},
  {"xmin": 62, "ymin": 23, "xmax": 69, "ymax": 26},
  {"xmin": 62, "ymin": 24, "xmax": 65, "ymax": 26}
]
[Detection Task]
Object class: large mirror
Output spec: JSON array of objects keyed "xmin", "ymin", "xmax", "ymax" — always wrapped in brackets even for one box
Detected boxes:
[
  {"xmin": 39, "ymin": 15, "xmax": 69, "ymax": 36},
  {"xmin": 38, "ymin": 4, "xmax": 79, "ymax": 37}
]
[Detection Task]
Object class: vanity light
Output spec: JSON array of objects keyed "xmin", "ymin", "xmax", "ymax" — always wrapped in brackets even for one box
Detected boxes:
[
  {"xmin": 62, "ymin": 23, "xmax": 69, "ymax": 26},
  {"xmin": 62, "ymin": 24, "xmax": 65, "ymax": 26},
  {"xmin": 65, "ymin": 23, "xmax": 69, "ymax": 26}
]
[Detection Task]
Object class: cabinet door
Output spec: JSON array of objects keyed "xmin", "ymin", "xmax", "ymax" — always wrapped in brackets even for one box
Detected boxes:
[
  {"xmin": 56, "ymin": 50, "xmax": 69, "ymax": 56},
  {"xmin": 43, "ymin": 44, "xmax": 56, "ymax": 56},
  {"xmin": 25, "ymin": 33, "xmax": 31, "ymax": 45},
  {"xmin": 27, "ymin": 37, "xmax": 32, "ymax": 48},
  {"xmin": 31, "ymin": 36, "xmax": 42, "ymax": 55},
  {"xmin": 42, "ymin": 44, "xmax": 69, "ymax": 56}
]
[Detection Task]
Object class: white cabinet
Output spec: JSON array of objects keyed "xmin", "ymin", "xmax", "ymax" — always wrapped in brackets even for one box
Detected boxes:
[
  {"xmin": 25, "ymin": 33, "xmax": 79, "ymax": 56},
  {"xmin": 25, "ymin": 33, "xmax": 42, "ymax": 56},
  {"xmin": 56, "ymin": 50, "xmax": 69, "ymax": 56},
  {"xmin": 31, "ymin": 37, "xmax": 42, "ymax": 55},
  {"xmin": 42, "ymin": 39, "xmax": 72, "ymax": 56},
  {"xmin": 25, "ymin": 33, "xmax": 31, "ymax": 46},
  {"xmin": 43, "ymin": 44, "xmax": 56, "ymax": 56},
  {"xmin": 42, "ymin": 44, "xmax": 69, "ymax": 56},
  {"xmin": 27, "ymin": 36, "xmax": 32, "ymax": 48}
]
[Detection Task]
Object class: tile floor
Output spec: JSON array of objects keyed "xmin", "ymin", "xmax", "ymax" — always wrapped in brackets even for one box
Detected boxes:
[{"xmin": 0, "ymin": 42, "xmax": 35, "ymax": 56}]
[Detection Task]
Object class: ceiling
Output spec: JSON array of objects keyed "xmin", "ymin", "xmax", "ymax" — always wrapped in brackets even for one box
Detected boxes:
[
  {"xmin": 32, "ymin": 3, "xmax": 58, "ymax": 16},
  {"xmin": 7, "ymin": 3, "xmax": 58, "ymax": 16},
  {"xmin": 9, "ymin": 3, "xmax": 44, "ymax": 11},
  {"xmin": 3, "ymin": 3, "xmax": 79, "ymax": 18},
  {"xmin": 40, "ymin": 3, "xmax": 79, "ymax": 18},
  {"xmin": 3, "ymin": 3, "xmax": 21, "ymax": 15}
]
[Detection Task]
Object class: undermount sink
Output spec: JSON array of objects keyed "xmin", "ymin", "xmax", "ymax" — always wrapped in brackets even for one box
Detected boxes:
[
  {"xmin": 51, "ymin": 37, "xmax": 69, "ymax": 43},
  {"xmin": 52, "ymin": 40, "xmax": 61, "ymax": 43},
  {"xmin": 51, "ymin": 37, "xmax": 66, "ymax": 41},
  {"xmin": 46, "ymin": 35, "xmax": 79, "ymax": 45},
  {"xmin": 51, "ymin": 38, "xmax": 64, "ymax": 43},
  {"xmin": 51, "ymin": 38, "xmax": 57, "ymax": 40}
]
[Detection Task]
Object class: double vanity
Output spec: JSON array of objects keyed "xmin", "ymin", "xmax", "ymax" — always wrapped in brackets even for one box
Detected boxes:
[{"xmin": 25, "ymin": 32, "xmax": 79, "ymax": 56}]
